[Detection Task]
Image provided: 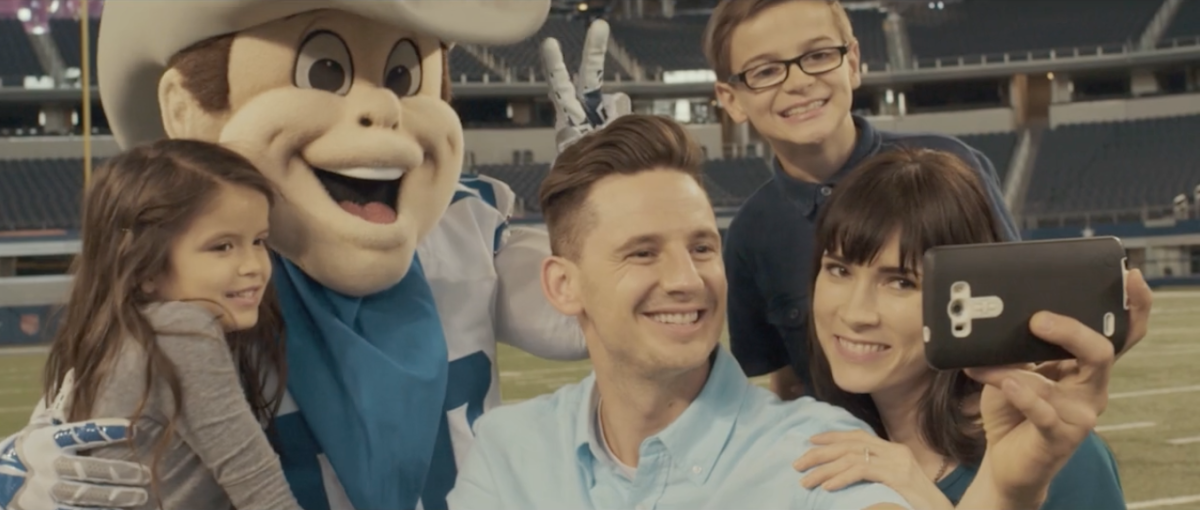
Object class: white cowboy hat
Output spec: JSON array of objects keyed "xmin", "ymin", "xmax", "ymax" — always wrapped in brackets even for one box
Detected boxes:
[{"xmin": 97, "ymin": 0, "xmax": 550, "ymax": 149}]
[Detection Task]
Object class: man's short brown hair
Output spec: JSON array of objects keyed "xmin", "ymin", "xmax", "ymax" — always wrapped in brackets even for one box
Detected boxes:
[
  {"xmin": 703, "ymin": 0, "xmax": 856, "ymax": 82},
  {"xmin": 538, "ymin": 114, "xmax": 706, "ymax": 260}
]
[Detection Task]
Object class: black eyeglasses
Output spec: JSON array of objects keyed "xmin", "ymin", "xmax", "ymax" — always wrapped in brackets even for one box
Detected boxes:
[{"xmin": 728, "ymin": 45, "xmax": 850, "ymax": 90}]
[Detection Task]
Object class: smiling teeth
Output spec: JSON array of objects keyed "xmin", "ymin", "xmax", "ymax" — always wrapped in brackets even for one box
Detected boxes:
[
  {"xmin": 783, "ymin": 100, "xmax": 826, "ymax": 117},
  {"xmin": 336, "ymin": 167, "xmax": 407, "ymax": 181},
  {"xmin": 649, "ymin": 312, "xmax": 700, "ymax": 324},
  {"xmin": 838, "ymin": 336, "xmax": 888, "ymax": 353},
  {"xmin": 228, "ymin": 289, "xmax": 255, "ymax": 299}
]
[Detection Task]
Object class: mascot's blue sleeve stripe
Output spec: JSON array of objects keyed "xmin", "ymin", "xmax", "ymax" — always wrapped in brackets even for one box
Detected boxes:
[
  {"xmin": 458, "ymin": 177, "xmax": 500, "ymax": 210},
  {"xmin": 453, "ymin": 178, "xmax": 509, "ymax": 255},
  {"xmin": 494, "ymin": 223, "xmax": 507, "ymax": 254},
  {"xmin": 451, "ymin": 190, "xmax": 476, "ymax": 205}
]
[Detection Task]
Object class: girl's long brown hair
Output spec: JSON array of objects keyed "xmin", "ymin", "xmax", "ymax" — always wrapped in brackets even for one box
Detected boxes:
[
  {"xmin": 807, "ymin": 146, "xmax": 1006, "ymax": 467},
  {"xmin": 41, "ymin": 139, "xmax": 288, "ymax": 503}
]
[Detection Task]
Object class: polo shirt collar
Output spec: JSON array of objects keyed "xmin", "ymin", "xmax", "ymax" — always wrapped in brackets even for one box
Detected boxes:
[
  {"xmin": 573, "ymin": 347, "xmax": 751, "ymax": 486},
  {"xmin": 772, "ymin": 113, "xmax": 882, "ymax": 217}
]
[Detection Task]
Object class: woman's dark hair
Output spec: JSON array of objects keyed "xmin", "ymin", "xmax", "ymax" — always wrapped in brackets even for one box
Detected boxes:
[{"xmin": 807, "ymin": 145, "xmax": 1005, "ymax": 467}]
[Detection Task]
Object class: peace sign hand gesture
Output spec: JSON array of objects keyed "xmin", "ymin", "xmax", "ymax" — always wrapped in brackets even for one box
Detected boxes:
[{"xmin": 540, "ymin": 19, "xmax": 631, "ymax": 156}]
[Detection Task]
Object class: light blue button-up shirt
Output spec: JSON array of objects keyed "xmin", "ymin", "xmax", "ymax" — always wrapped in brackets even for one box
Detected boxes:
[{"xmin": 447, "ymin": 347, "xmax": 912, "ymax": 510}]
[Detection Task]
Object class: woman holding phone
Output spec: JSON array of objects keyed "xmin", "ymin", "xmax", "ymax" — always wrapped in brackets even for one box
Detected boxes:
[{"xmin": 791, "ymin": 147, "xmax": 1133, "ymax": 510}]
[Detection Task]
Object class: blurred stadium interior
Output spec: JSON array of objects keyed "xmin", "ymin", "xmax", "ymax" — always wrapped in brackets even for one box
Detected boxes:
[{"xmin": 1, "ymin": 0, "xmax": 1199, "ymax": 506}]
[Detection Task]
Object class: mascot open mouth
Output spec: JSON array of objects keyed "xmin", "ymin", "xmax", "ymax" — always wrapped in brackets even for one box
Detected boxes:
[{"xmin": 312, "ymin": 167, "xmax": 403, "ymax": 224}]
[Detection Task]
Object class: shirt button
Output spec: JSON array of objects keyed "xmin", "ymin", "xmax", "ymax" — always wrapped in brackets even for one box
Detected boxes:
[
  {"xmin": 788, "ymin": 308, "xmax": 800, "ymax": 319},
  {"xmin": 692, "ymin": 465, "xmax": 703, "ymax": 474},
  {"xmin": 820, "ymin": 186, "xmax": 832, "ymax": 196}
]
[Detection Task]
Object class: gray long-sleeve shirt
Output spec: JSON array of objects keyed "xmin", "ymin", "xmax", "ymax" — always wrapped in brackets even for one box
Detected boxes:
[{"xmin": 88, "ymin": 301, "xmax": 301, "ymax": 510}]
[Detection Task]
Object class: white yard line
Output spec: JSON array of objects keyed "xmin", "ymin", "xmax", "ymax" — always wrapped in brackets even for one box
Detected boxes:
[
  {"xmin": 1111, "ymin": 384, "xmax": 1200, "ymax": 399},
  {"xmin": 1165, "ymin": 435, "xmax": 1200, "ymax": 446},
  {"xmin": 1095, "ymin": 421, "xmax": 1157, "ymax": 432},
  {"xmin": 0, "ymin": 345, "xmax": 50, "ymax": 356},
  {"xmin": 1151, "ymin": 290, "xmax": 1200, "ymax": 299},
  {"xmin": 1128, "ymin": 494, "xmax": 1200, "ymax": 509},
  {"xmin": 1125, "ymin": 347, "xmax": 1200, "ymax": 358},
  {"xmin": 1144, "ymin": 326, "xmax": 1200, "ymax": 337},
  {"xmin": 0, "ymin": 387, "xmax": 36, "ymax": 395}
]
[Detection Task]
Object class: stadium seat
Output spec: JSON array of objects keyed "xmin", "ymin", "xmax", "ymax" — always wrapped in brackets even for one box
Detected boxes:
[
  {"xmin": 49, "ymin": 18, "xmax": 99, "ymax": 80},
  {"xmin": 1023, "ymin": 114, "xmax": 1200, "ymax": 216},
  {"xmin": 0, "ymin": 18, "xmax": 46, "ymax": 86},
  {"xmin": 474, "ymin": 163, "xmax": 552, "ymax": 212},
  {"xmin": 0, "ymin": 158, "xmax": 95, "ymax": 231},
  {"xmin": 702, "ymin": 157, "xmax": 774, "ymax": 202},
  {"xmin": 608, "ymin": 15, "xmax": 712, "ymax": 74},
  {"xmin": 905, "ymin": 0, "xmax": 1159, "ymax": 65},
  {"xmin": 1163, "ymin": 0, "xmax": 1200, "ymax": 44},
  {"xmin": 449, "ymin": 47, "xmax": 502, "ymax": 83},
  {"xmin": 489, "ymin": 16, "xmax": 632, "ymax": 82},
  {"xmin": 957, "ymin": 131, "xmax": 1018, "ymax": 184}
]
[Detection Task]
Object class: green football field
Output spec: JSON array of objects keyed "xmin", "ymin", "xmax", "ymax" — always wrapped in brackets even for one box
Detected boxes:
[{"xmin": 2, "ymin": 290, "xmax": 1198, "ymax": 508}]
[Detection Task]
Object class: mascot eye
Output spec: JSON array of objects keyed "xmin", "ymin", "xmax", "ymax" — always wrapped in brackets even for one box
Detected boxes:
[
  {"xmin": 294, "ymin": 31, "xmax": 353, "ymax": 95},
  {"xmin": 384, "ymin": 39, "xmax": 422, "ymax": 97}
]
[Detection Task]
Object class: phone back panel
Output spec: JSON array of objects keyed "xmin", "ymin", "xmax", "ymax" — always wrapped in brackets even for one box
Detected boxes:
[{"xmin": 922, "ymin": 237, "xmax": 1129, "ymax": 370}]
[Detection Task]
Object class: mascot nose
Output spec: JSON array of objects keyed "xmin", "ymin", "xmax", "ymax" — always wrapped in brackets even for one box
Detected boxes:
[
  {"xmin": 357, "ymin": 111, "xmax": 399, "ymax": 130},
  {"xmin": 355, "ymin": 90, "xmax": 402, "ymax": 131}
]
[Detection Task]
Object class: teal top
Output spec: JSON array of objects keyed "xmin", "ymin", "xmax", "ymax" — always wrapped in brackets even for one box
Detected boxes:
[{"xmin": 938, "ymin": 432, "xmax": 1126, "ymax": 509}]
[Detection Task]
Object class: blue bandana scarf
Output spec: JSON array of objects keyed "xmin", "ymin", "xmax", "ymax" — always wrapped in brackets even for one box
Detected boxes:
[{"xmin": 272, "ymin": 252, "xmax": 449, "ymax": 510}]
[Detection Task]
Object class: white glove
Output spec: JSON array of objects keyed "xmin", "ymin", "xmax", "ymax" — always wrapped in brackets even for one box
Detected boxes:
[
  {"xmin": 540, "ymin": 19, "xmax": 632, "ymax": 156},
  {"xmin": 0, "ymin": 370, "xmax": 150, "ymax": 510}
]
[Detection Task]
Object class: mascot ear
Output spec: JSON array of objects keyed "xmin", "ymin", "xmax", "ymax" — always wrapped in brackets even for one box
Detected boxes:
[{"xmin": 158, "ymin": 68, "xmax": 226, "ymax": 141}]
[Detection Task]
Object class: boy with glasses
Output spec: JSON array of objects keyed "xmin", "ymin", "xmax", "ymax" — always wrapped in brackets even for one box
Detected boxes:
[{"xmin": 704, "ymin": 0, "xmax": 1020, "ymax": 399}]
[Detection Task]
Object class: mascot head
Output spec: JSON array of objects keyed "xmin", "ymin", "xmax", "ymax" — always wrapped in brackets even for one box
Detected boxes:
[{"xmin": 97, "ymin": 0, "xmax": 549, "ymax": 296}]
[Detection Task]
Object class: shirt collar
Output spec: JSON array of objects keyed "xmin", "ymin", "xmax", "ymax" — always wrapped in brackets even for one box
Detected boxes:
[
  {"xmin": 573, "ymin": 347, "xmax": 752, "ymax": 486},
  {"xmin": 574, "ymin": 372, "xmax": 602, "ymax": 486},
  {"xmin": 771, "ymin": 113, "xmax": 882, "ymax": 217}
]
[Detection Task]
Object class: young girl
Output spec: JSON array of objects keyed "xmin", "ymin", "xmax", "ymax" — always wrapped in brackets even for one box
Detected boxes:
[
  {"xmin": 792, "ymin": 147, "xmax": 1128, "ymax": 510},
  {"xmin": 41, "ymin": 139, "xmax": 302, "ymax": 510}
]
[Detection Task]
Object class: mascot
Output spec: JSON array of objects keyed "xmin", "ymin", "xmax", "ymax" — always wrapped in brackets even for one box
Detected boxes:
[{"xmin": 0, "ymin": 2, "xmax": 629, "ymax": 510}]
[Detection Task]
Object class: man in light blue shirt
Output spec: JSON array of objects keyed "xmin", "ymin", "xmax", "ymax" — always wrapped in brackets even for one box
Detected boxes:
[
  {"xmin": 445, "ymin": 114, "xmax": 912, "ymax": 510},
  {"xmin": 446, "ymin": 113, "xmax": 1124, "ymax": 510}
]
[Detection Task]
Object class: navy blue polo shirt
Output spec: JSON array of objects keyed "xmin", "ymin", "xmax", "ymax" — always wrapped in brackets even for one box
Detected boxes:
[{"xmin": 723, "ymin": 114, "xmax": 1020, "ymax": 389}]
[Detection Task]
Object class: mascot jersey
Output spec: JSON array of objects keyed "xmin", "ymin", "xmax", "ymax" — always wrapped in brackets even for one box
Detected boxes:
[{"xmin": 269, "ymin": 174, "xmax": 574, "ymax": 510}]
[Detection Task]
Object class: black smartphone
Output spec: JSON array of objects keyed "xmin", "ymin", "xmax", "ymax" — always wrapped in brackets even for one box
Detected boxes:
[{"xmin": 921, "ymin": 236, "xmax": 1130, "ymax": 370}]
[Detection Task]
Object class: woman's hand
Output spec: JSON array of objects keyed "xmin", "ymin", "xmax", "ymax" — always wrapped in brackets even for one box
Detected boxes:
[
  {"xmin": 793, "ymin": 429, "xmax": 955, "ymax": 510},
  {"xmin": 964, "ymin": 307, "xmax": 1120, "ymax": 506}
]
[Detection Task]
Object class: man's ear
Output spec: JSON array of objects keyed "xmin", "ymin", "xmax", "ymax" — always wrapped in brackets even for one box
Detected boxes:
[
  {"xmin": 714, "ymin": 82, "xmax": 748, "ymax": 124},
  {"xmin": 540, "ymin": 255, "xmax": 584, "ymax": 317},
  {"xmin": 158, "ymin": 68, "xmax": 228, "ymax": 141}
]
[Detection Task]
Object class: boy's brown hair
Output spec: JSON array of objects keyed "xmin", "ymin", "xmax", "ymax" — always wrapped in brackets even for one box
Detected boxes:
[
  {"xmin": 703, "ymin": 0, "xmax": 856, "ymax": 82},
  {"xmin": 538, "ymin": 114, "xmax": 706, "ymax": 260}
]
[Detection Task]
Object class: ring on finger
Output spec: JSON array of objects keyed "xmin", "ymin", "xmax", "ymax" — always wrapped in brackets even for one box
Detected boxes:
[{"xmin": 864, "ymin": 446, "xmax": 871, "ymax": 464}]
